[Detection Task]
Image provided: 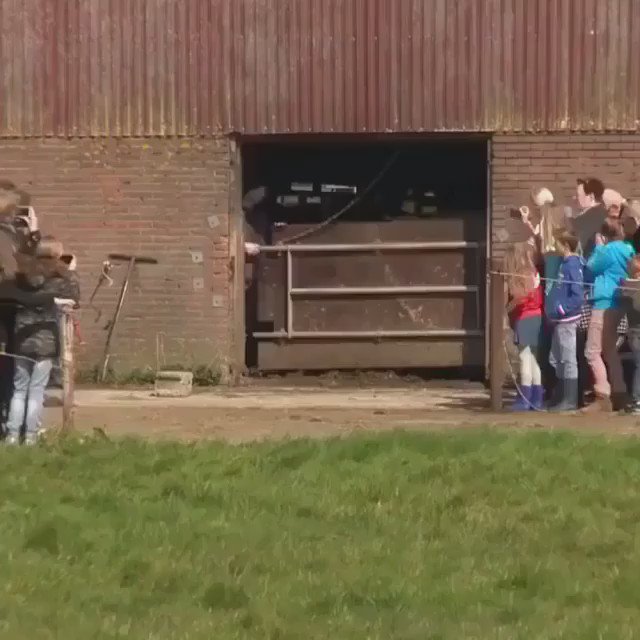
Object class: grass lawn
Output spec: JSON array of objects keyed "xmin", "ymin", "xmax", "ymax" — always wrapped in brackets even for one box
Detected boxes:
[{"xmin": 0, "ymin": 430, "xmax": 640, "ymax": 638}]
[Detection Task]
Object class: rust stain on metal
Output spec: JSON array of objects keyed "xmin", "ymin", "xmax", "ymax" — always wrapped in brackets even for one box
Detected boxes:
[
  {"xmin": 0, "ymin": 0, "xmax": 639, "ymax": 136},
  {"xmin": 254, "ymin": 218, "xmax": 485, "ymax": 369}
]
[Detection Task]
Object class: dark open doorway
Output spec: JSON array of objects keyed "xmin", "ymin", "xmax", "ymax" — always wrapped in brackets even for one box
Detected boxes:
[{"xmin": 241, "ymin": 136, "xmax": 489, "ymax": 375}]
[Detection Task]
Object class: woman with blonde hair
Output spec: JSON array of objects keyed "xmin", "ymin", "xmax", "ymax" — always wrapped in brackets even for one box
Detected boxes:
[
  {"xmin": 519, "ymin": 187, "xmax": 571, "ymax": 278},
  {"xmin": 522, "ymin": 187, "xmax": 579, "ymax": 404}
]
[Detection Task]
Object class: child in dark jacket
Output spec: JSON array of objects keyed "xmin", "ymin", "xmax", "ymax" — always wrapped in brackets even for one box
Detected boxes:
[
  {"xmin": 4, "ymin": 240, "xmax": 79, "ymax": 445},
  {"xmin": 620, "ymin": 255, "xmax": 640, "ymax": 414},
  {"xmin": 545, "ymin": 230, "xmax": 585, "ymax": 411}
]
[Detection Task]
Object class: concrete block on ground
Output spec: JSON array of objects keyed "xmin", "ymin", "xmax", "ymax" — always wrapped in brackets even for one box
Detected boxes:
[{"xmin": 154, "ymin": 371, "xmax": 194, "ymax": 398}]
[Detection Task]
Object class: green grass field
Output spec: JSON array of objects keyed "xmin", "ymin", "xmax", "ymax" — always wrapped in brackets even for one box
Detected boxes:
[{"xmin": 1, "ymin": 430, "xmax": 640, "ymax": 639}]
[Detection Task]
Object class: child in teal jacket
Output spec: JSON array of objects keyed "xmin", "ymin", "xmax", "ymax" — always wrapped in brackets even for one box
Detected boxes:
[
  {"xmin": 588, "ymin": 240, "xmax": 635, "ymax": 309},
  {"xmin": 584, "ymin": 219, "xmax": 635, "ymax": 412}
]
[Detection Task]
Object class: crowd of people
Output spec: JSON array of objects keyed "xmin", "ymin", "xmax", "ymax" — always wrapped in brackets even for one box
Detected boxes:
[
  {"xmin": 504, "ymin": 178, "xmax": 640, "ymax": 414},
  {"xmin": 0, "ymin": 182, "xmax": 79, "ymax": 445},
  {"xmin": 2, "ymin": 174, "xmax": 639, "ymax": 439}
]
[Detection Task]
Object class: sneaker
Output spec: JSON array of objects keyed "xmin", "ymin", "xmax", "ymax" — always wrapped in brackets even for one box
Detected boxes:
[
  {"xmin": 23, "ymin": 437, "xmax": 38, "ymax": 447},
  {"xmin": 627, "ymin": 401, "xmax": 640, "ymax": 416},
  {"xmin": 5, "ymin": 435, "xmax": 19, "ymax": 446}
]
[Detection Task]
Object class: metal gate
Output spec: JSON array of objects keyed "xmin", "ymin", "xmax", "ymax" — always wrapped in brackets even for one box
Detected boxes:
[{"xmin": 251, "ymin": 218, "xmax": 486, "ymax": 371}]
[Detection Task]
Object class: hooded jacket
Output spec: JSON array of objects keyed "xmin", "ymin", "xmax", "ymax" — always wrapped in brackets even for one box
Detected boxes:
[
  {"xmin": 620, "ymin": 278, "xmax": 640, "ymax": 331},
  {"xmin": 9, "ymin": 271, "xmax": 79, "ymax": 359},
  {"xmin": 586, "ymin": 240, "xmax": 636, "ymax": 310},
  {"xmin": 545, "ymin": 255, "xmax": 585, "ymax": 322}
]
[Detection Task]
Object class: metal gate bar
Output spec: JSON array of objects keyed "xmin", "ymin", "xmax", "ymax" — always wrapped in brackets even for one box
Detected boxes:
[
  {"xmin": 253, "ymin": 329, "xmax": 484, "ymax": 339},
  {"xmin": 254, "ymin": 242, "xmax": 485, "ymax": 340},
  {"xmin": 291, "ymin": 285, "xmax": 478, "ymax": 296},
  {"xmin": 258, "ymin": 241, "xmax": 482, "ymax": 253}
]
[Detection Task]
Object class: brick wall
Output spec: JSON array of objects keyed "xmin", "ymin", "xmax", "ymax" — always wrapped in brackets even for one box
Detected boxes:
[
  {"xmin": 0, "ymin": 138, "xmax": 233, "ymax": 374},
  {"xmin": 492, "ymin": 133, "xmax": 640, "ymax": 257}
]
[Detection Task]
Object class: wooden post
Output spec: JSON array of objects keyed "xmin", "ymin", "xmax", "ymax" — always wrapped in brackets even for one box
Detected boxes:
[
  {"xmin": 489, "ymin": 259, "xmax": 505, "ymax": 411},
  {"xmin": 228, "ymin": 137, "xmax": 246, "ymax": 383},
  {"xmin": 60, "ymin": 309, "xmax": 75, "ymax": 432}
]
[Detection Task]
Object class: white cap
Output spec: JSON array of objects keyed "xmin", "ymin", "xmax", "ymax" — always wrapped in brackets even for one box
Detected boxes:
[
  {"xmin": 603, "ymin": 188, "xmax": 626, "ymax": 209},
  {"xmin": 532, "ymin": 187, "xmax": 554, "ymax": 207}
]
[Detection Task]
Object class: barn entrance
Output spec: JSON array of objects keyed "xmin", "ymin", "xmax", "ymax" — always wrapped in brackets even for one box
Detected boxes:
[{"xmin": 241, "ymin": 137, "xmax": 489, "ymax": 374}]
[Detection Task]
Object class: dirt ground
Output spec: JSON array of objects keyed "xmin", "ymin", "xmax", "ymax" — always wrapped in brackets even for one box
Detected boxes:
[{"xmin": 42, "ymin": 379, "xmax": 640, "ymax": 442}]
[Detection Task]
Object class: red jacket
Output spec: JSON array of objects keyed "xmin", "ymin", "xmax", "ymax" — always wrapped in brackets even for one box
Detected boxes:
[{"xmin": 509, "ymin": 281, "xmax": 543, "ymax": 325}]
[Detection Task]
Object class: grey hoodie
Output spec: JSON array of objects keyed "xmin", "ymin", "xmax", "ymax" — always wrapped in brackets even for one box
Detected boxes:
[{"xmin": 620, "ymin": 278, "xmax": 640, "ymax": 331}]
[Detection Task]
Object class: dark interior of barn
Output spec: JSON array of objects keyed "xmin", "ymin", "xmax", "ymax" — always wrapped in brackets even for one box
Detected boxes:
[
  {"xmin": 241, "ymin": 138, "xmax": 489, "ymax": 375},
  {"xmin": 242, "ymin": 139, "xmax": 487, "ymax": 231}
]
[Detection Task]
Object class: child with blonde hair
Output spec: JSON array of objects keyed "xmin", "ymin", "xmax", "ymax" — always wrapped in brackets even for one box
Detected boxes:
[{"xmin": 503, "ymin": 241, "xmax": 544, "ymax": 410}]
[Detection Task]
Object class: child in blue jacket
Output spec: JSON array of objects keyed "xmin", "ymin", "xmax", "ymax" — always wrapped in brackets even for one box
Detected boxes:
[{"xmin": 546, "ymin": 230, "xmax": 585, "ymax": 411}]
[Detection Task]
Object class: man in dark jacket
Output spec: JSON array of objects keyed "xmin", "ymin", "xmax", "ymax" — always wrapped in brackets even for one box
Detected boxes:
[
  {"xmin": 571, "ymin": 178, "xmax": 608, "ymax": 406},
  {"xmin": 572, "ymin": 177, "xmax": 607, "ymax": 260}
]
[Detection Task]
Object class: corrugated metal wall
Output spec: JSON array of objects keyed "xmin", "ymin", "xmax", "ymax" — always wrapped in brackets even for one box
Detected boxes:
[{"xmin": 1, "ymin": 0, "xmax": 639, "ymax": 137}]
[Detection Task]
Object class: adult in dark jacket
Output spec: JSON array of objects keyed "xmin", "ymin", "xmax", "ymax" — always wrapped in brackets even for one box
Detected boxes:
[
  {"xmin": 620, "ymin": 255, "xmax": 640, "ymax": 414},
  {"xmin": 572, "ymin": 178, "xmax": 607, "ymax": 260},
  {"xmin": 4, "ymin": 241, "xmax": 79, "ymax": 445},
  {"xmin": 0, "ymin": 185, "xmax": 40, "ymax": 432}
]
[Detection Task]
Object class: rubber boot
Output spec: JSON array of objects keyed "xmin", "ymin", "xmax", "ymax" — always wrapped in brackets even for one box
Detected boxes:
[
  {"xmin": 511, "ymin": 386, "xmax": 532, "ymax": 412},
  {"xmin": 549, "ymin": 379, "xmax": 579, "ymax": 412},
  {"xmin": 530, "ymin": 385, "xmax": 544, "ymax": 411},
  {"xmin": 546, "ymin": 379, "xmax": 562, "ymax": 410}
]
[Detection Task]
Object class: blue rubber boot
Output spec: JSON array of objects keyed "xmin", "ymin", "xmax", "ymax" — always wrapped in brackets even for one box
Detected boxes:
[
  {"xmin": 530, "ymin": 385, "xmax": 544, "ymax": 411},
  {"xmin": 511, "ymin": 385, "xmax": 532, "ymax": 412}
]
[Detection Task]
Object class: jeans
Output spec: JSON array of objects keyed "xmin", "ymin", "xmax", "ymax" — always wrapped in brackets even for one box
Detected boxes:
[
  {"xmin": 6, "ymin": 358, "xmax": 53, "ymax": 441},
  {"xmin": 585, "ymin": 308, "xmax": 625, "ymax": 397},
  {"xmin": 629, "ymin": 331, "xmax": 640, "ymax": 403},
  {"xmin": 550, "ymin": 320, "xmax": 578, "ymax": 380}
]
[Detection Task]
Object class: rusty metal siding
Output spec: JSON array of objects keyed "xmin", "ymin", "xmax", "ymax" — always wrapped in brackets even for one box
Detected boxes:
[{"xmin": 1, "ymin": 0, "xmax": 639, "ymax": 137}]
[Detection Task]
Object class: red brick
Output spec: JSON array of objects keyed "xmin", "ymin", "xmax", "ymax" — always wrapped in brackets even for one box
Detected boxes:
[
  {"xmin": 0, "ymin": 137, "xmax": 232, "ymax": 373},
  {"xmin": 492, "ymin": 133, "xmax": 640, "ymax": 256}
]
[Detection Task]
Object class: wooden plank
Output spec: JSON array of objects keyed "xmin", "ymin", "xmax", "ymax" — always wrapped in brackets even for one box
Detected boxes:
[
  {"xmin": 60, "ymin": 310, "xmax": 75, "ymax": 432},
  {"xmin": 229, "ymin": 138, "xmax": 246, "ymax": 381},
  {"xmin": 489, "ymin": 259, "xmax": 505, "ymax": 411}
]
